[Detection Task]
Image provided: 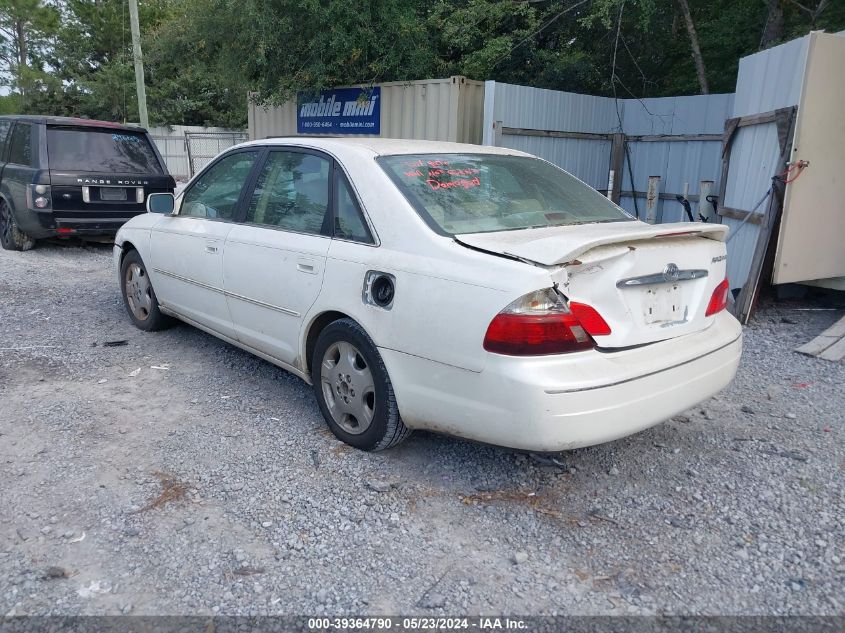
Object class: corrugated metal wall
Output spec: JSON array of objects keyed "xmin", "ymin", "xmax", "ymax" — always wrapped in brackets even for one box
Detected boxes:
[
  {"xmin": 721, "ymin": 36, "xmax": 810, "ymax": 289},
  {"xmin": 482, "ymin": 82, "xmax": 616, "ymax": 189},
  {"xmin": 731, "ymin": 36, "xmax": 810, "ymax": 117},
  {"xmin": 248, "ymin": 77, "xmax": 484, "ymax": 144},
  {"xmin": 503, "ymin": 134, "xmax": 612, "ymax": 190},
  {"xmin": 482, "ymin": 82, "xmax": 733, "ymax": 222},
  {"xmin": 618, "ymin": 94, "xmax": 733, "ymax": 222},
  {"xmin": 482, "ymin": 81, "xmax": 619, "ymax": 136}
]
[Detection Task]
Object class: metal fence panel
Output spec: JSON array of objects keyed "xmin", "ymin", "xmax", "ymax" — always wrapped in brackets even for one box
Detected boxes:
[
  {"xmin": 185, "ymin": 131, "xmax": 249, "ymax": 176},
  {"xmin": 501, "ymin": 134, "xmax": 612, "ymax": 190},
  {"xmin": 618, "ymin": 140, "xmax": 670, "ymax": 220},
  {"xmin": 623, "ymin": 94, "xmax": 734, "ymax": 135},
  {"xmin": 148, "ymin": 125, "xmax": 246, "ymax": 179},
  {"xmin": 620, "ymin": 98, "xmax": 677, "ymax": 136},
  {"xmin": 482, "ymin": 81, "xmax": 618, "ymax": 140},
  {"xmin": 150, "ymin": 135, "xmax": 189, "ymax": 179},
  {"xmin": 732, "ymin": 35, "xmax": 810, "ymax": 117},
  {"xmin": 724, "ymin": 123, "xmax": 781, "ymax": 211},
  {"xmin": 482, "ymin": 82, "xmax": 733, "ymax": 220},
  {"xmin": 664, "ymin": 140, "xmax": 724, "ymax": 221},
  {"xmin": 723, "ymin": 216, "xmax": 762, "ymax": 290},
  {"xmin": 617, "ymin": 94, "xmax": 733, "ymax": 221},
  {"xmin": 482, "ymin": 81, "xmax": 617, "ymax": 190},
  {"xmin": 720, "ymin": 36, "xmax": 811, "ymax": 289}
]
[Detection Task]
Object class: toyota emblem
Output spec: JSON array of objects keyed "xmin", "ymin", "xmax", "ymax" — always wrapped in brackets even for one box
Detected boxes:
[{"xmin": 663, "ymin": 263, "xmax": 680, "ymax": 282}]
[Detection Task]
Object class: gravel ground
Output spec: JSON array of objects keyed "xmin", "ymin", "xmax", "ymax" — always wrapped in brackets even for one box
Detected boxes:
[{"xmin": 0, "ymin": 241, "xmax": 843, "ymax": 617}]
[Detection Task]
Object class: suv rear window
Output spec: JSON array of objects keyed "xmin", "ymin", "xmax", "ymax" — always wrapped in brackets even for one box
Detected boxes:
[{"xmin": 46, "ymin": 126, "xmax": 163, "ymax": 174}]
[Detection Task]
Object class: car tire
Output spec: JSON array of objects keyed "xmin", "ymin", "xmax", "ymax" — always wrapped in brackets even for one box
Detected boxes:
[
  {"xmin": 0, "ymin": 201, "xmax": 36, "ymax": 251},
  {"xmin": 120, "ymin": 249, "xmax": 172, "ymax": 331},
  {"xmin": 311, "ymin": 318, "xmax": 411, "ymax": 451}
]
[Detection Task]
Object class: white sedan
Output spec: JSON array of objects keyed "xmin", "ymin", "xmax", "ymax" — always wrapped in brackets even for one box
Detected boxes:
[{"xmin": 114, "ymin": 138, "xmax": 742, "ymax": 452}]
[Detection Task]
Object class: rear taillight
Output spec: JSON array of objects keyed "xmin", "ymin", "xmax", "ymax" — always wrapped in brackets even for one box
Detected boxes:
[
  {"xmin": 706, "ymin": 279, "xmax": 730, "ymax": 316},
  {"xmin": 569, "ymin": 302, "xmax": 612, "ymax": 336},
  {"xmin": 26, "ymin": 184, "xmax": 51, "ymax": 211},
  {"xmin": 483, "ymin": 289, "xmax": 609, "ymax": 356}
]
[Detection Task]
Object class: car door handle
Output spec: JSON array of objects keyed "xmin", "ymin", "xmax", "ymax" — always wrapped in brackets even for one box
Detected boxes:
[
  {"xmin": 297, "ymin": 258, "xmax": 316, "ymax": 274},
  {"xmin": 205, "ymin": 244, "xmax": 218, "ymax": 254}
]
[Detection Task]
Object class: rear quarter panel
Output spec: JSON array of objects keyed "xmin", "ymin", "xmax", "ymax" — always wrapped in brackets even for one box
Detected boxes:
[
  {"xmin": 2, "ymin": 167, "xmax": 38, "ymax": 235},
  {"xmin": 302, "ymin": 150, "xmax": 555, "ymax": 374},
  {"xmin": 306, "ymin": 238, "xmax": 551, "ymax": 373}
]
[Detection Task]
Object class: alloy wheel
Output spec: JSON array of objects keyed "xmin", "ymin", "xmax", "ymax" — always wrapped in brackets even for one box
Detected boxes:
[
  {"xmin": 125, "ymin": 262, "xmax": 152, "ymax": 321},
  {"xmin": 319, "ymin": 341, "xmax": 376, "ymax": 435}
]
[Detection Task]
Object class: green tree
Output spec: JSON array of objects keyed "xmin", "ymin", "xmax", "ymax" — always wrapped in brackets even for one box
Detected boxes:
[
  {"xmin": 426, "ymin": 0, "xmax": 541, "ymax": 83},
  {"xmin": 144, "ymin": 0, "xmax": 250, "ymax": 127},
  {"xmin": 0, "ymin": 0, "xmax": 59, "ymax": 110},
  {"xmin": 4, "ymin": 0, "xmax": 845, "ymax": 126},
  {"xmin": 46, "ymin": 0, "xmax": 171, "ymax": 122}
]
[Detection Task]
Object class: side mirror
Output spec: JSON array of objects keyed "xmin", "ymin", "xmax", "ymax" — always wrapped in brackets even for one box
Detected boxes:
[{"xmin": 147, "ymin": 192, "xmax": 175, "ymax": 214}]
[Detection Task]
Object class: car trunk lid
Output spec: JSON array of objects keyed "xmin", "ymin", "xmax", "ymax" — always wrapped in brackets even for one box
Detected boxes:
[
  {"xmin": 456, "ymin": 221, "xmax": 730, "ymax": 348},
  {"xmin": 455, "ymin": 220, "xmax": 727, "ymax": 266}
]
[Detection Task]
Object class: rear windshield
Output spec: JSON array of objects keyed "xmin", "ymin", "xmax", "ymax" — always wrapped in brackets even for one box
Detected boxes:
[
  {"xmin": 378, "ymin": 153, "xmax": 632, "ymax": 235},
  {"xmin": 46, "ymin": 126, "xmax": 163, "ymax": 174}
]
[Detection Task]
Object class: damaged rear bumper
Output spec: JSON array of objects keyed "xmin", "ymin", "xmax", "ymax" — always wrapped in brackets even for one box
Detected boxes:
[{"xmin": 381, "ymin": 311, "xmax": 742, "ymax": 452}]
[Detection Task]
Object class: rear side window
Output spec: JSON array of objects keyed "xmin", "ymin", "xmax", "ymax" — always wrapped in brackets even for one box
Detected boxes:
[
  {"xmin": 334, "ymin": 172, "xmax": 373, "ymax": 243},
  {"xmin": 46, "ymin": 127, "xmax": 163, "ymax": 174},
  {"xmin": 0, "ymin": 120, "xmax": 12, "ymax": 160},
  {"xmin": 8, "ymin": 123, "xmax": 33, "ymax": 166}
]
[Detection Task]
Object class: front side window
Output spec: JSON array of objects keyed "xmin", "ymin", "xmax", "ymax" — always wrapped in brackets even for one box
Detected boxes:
[
  {"xmin": 181, "ymin": 150, "xmax": 259, "ymax": 220},
  {"xmin": 246, "ymin": 151, "xmax": 330, "ymax": 235},
  {"xmin": 378, "ymin": 153, "xmax": 633, "ymax": 235},
  {"xmin": 46, "ymin": 127, "xmax": 163, "ymax": 173},
  {"xmin": 8, "ymin": 123, "xmax": 32, "ymax": 167}
]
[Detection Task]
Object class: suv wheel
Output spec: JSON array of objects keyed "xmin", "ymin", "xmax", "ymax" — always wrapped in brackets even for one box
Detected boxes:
[{"xmin": 0, "ymin": 201, "xmax": 35, "ymax": 251}]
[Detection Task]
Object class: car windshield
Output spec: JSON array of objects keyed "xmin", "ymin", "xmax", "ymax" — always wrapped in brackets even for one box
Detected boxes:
[
  {"xmin": 46, "ymin": 126, "xmax": 163, "ymax": 174},
  {"xmin": 378, "ymin": 153, "xmax": 632, "ymax": 235}
]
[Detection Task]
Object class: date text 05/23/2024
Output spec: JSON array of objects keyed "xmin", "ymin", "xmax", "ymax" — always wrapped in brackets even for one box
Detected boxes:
[{"xmin": 307, "ymin": 617, "xmax": 528, "ymax": 630}]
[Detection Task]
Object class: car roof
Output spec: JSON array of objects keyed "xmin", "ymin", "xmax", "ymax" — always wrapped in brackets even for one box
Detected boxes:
[
  {"xmin": 241, "ymin": 136, "xmax": 529, "ymax": 159},
  {"xmin": 0, "ymin": 115, "xmax": 146, "ymax": 132}
]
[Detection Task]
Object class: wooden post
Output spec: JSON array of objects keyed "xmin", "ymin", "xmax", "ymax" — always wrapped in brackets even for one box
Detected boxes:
[
  {"xmin": 699, "ymin": 180, "xmax": 714, "ymax": 221},
  {"xmin": 128, "ymin": 0, "xmax": 149, "ymax": 129},
  {"xmin": 184, "ymin": 133, "xmax": 195, "ymax": 177},
  {"xmin": 493, "ymin": 120, "xmax": 503, "ymax": 147},
  {"xmin": 646, "ymin": 176, "xmax": 661, "ymax": 224},
  {"xmin": 609, "ymin": 133, "xmax": 625, "ymax": 204}
]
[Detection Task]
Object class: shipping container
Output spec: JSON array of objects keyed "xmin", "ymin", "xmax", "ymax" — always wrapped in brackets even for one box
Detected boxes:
[{"xmin": 248, "ymin": 77, "xmax": 484, "ymax": 144}]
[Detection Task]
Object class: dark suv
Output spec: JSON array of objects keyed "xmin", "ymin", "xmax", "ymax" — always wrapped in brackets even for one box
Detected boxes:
[{"xmin": 0, "ymin": 115, "xmax": 175, "ymax": 250}]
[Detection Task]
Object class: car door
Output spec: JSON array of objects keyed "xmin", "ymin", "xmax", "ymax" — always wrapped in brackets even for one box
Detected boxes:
[
  {"xmin": 2, "ymin": 122, "xmax": 37, "ymax": 225},
  {"xmin": 222, "ymin": 148, "xmax": 335, "ymax": 367},
  {"xmin": 0, "ymin": 119, "xmax": 14, "ymax": 211},
  {"xmin": 149, "ymin": 148, "xmax": 260, "ymax": 339},
  {"xmin": 0, "ymin": 119, "xmax": 12, "ymax": 178}
]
